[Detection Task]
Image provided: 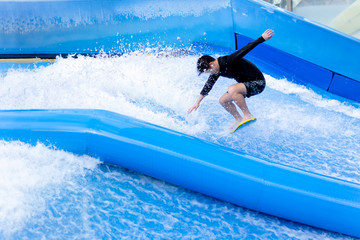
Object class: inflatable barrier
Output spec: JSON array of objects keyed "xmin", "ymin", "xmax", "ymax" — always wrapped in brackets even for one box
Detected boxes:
[{"xmin": 0, "ymin": 109, "xmax": 360, "ymax": 238}]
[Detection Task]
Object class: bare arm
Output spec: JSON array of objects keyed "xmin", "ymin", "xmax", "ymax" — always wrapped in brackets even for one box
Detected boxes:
[
  {"xmin": 188, "ymin": 73, "xmax": 219, "ymax": 114},
  {"xmin": 188, "ymin": 94, "xmax": 205, "ymax": 114}
]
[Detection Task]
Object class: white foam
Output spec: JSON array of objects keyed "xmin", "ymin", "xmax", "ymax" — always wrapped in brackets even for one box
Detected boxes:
[
  {"xmin": 265, "ymin": 74, "xmax": 360, "ymax": 119},
  {"xmin": 0, "ymin": 53, "xmax": 209, "ymax": 135},
  {"xmin": 0, "ymin": 141, "xmax": 100, "ymax": 235}
]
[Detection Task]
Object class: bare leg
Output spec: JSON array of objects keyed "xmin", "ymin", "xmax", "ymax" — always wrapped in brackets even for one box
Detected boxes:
[
  {"xmin": 228, "ymin": 83, "xmax": 254, "ymax": 121},
  {"xmin": 219, "ymin": 92, "xmax": 242, "ymax": 121},
  {"xmin": 219, "ymin": 83, "xmax": 255, "ymax": 130},
  {"xmin": 219, "ymin": 92, "xmax": 244, "ymax": 130}
]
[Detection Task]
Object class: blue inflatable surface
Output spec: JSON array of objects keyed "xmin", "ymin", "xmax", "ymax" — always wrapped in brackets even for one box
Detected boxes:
[
  {"xmin": 1, "ymin": 109, "xmax": 360, "ymax": 237},
  {"xmin": 1, "ymin": 0, "xmax": 360, "ymax": 238}
]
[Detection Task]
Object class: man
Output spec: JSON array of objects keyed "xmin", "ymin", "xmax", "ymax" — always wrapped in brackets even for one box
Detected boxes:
[{"xmin": 188, "ymin": 29, "xmax": 274, "ymax": 132}]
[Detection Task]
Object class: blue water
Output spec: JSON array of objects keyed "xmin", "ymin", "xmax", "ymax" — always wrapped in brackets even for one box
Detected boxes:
[{"xmin": 0, "ymin": 50, "xmax": 359, "ymax": 239}]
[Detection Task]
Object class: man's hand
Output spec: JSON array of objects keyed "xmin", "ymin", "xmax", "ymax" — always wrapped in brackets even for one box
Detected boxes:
[
  {"xmin": 188, "ymin": 95, "xmax": 205, "ymax": 114},
  {"xmin": 262, "ymin": 29, "xmax": 274, "ymax": 41},
  {"xmin": 188, "ymin": 103, "xmax": 200, "ymax": 114}
]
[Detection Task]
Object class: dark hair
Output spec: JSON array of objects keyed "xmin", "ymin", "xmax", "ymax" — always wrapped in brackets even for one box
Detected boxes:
[{"xmin": 197, "ymin": 55, "xmax": 215, "ymax": 75}]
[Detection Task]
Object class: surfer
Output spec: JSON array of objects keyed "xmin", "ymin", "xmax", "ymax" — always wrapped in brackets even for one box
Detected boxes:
[{"xmin": 188, "ymin": 29, "xmax": 274, "ymax": 132}]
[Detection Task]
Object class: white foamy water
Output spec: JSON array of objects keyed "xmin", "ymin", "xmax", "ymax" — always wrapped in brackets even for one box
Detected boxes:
[
  {"xmin": 266, "ymin": 75, "xmax": 360, "ymax": 119},
  {"xmin": 0, "ymin": 53, "xmax": 208, "ymax": 136},
  {"xmin": 0, "ymin": 141, "xmax": 352, "ymax": 239},
  {"xmin": 0, "ymin": 141, "xmax": 100, "ymax": 237}
]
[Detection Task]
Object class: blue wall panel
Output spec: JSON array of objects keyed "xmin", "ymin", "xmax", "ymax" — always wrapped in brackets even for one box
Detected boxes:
[
  {"xmin": 328, "ymin": 74, "xmax": 360, "ymax": 102},
  {"xmin": 236, "ymin": 34, "xmax": 334, "ymax": 90},
  {"xmin": 0, "ymin": 0, "xmax": 235, "ymax": 55},
  {"xmin": 231, "ymin": 0, "xmax": 360, "ymax": 83}
]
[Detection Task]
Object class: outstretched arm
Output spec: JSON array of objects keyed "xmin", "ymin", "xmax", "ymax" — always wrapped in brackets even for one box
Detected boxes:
[
  {"xmin": 228, "ymin": 29, "xmax": 275, "ymax": 62},
  {"xmin": 188, "ymin": 73, "xmax": 220, "ymax": 114}
]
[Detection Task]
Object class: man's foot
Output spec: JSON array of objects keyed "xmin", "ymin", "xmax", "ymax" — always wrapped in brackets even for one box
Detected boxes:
[
  {"xmin": 228, "ymin": 116, "xmax": 256, "ymax": 133},
  {"xmin": 228, "ymin": 119, "xmax": 242, "ymax": 132},
  {"xmin": 242, "ymin": 114, "xmax": 255, "ymax": 122}
]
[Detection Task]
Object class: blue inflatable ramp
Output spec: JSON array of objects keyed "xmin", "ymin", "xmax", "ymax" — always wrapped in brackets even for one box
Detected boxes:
[{"xmin": 0, "ymin": 109, "xmax": 359, "ymax": 238}]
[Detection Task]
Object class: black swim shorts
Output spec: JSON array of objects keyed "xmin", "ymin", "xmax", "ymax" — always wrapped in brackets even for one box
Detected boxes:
[{"xmin": 243, "ymin": 79, "xmax": 266, "ymax": 98}]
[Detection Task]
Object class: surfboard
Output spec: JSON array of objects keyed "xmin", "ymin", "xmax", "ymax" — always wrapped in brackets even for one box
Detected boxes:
[{"xmin": 229, "ymin": 117, "xmax": 256, "ymax": 133}]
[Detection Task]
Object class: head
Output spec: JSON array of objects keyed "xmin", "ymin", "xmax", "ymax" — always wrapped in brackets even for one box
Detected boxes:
[{"xmin": 197, "ymin": 55, "xmax": 215, "ymax": 76}]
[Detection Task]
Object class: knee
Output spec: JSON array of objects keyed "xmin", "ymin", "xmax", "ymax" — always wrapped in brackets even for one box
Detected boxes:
[
  {"xmin": 228, "ymin": 84, "xmax": 246, "ymax": 98},
  {"xmin": 219, "ymin": 96, "xmax": 226, "ymax": 105},
  {"xmin": 227, "ymin": 85, "xmax": 237, "ymax": 97}
]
